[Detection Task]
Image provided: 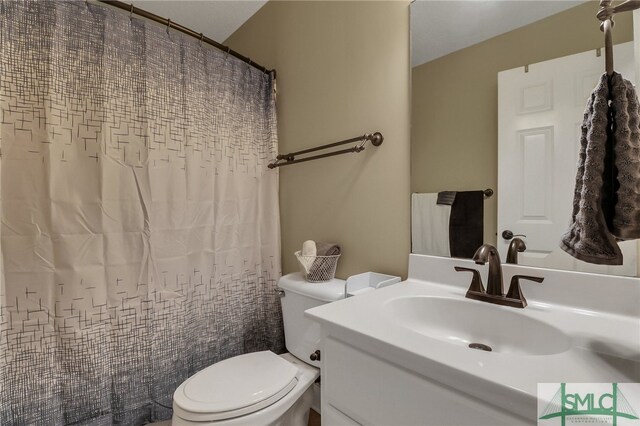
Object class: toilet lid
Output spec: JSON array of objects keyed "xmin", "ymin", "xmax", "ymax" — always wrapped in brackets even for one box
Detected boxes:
[{"xmin": 173, "ymin": 351, "xmax": 299, "ymax": 421}]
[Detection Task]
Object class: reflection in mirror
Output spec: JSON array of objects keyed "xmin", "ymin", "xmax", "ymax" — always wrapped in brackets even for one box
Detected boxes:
[
  {"xmin": 410, "ymin": 1, "xmax": 638, "ymax": 276},
  {"xmin": 498, "ymin": 42, "xmax": 636, "ymax": 276},
  {"xmin": 411, "ymin": 189, "xmax": 491, "ymax": 259}
]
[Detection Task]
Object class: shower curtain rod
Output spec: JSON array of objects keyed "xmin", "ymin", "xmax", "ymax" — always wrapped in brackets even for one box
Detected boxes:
[
  {"xmin": 267, "ymin": 132, "xmax": 384, "ymax": 169},
  {"xmin": 597, "ymin": 0, "xmax": 640, "ymax": 76},
  {"xmin": 96, "ymin": 0, "xmax": 276, "ymax": 78}
]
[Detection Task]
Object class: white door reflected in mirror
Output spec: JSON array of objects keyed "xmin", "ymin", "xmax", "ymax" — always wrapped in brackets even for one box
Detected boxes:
[{"xmin": 498, "ymin": 41, "xmax": 637, "ymax": 276}]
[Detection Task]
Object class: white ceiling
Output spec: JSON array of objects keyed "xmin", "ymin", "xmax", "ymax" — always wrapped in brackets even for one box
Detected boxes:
[
  {"xmin": 411, "ymin": 0, "xmax": 587, "ymax": 67},
  {"xmin": 128, "ymin": 1, "xmax": 588, "ymax": 69},
  {"xmin": 130, "ymin": 0, "xmax": 267, "ymax": 44}
]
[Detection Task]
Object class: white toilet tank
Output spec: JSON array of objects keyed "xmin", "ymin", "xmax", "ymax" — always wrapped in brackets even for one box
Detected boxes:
[{"xmin": 277, "ymin": 273, "xmax": 346, "ymax": 367}]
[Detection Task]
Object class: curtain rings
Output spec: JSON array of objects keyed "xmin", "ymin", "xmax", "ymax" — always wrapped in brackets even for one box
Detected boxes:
[
  {"xmin": 199, "ymin": 33, "xmax": 204, "ymax": 46},
  {"xmin": 166, "ymin": 19, "xmax": 171, "ymax": 35},
  {"xmin": 129, "ymin": 3, "xmax": 134, "ymax": 19}
]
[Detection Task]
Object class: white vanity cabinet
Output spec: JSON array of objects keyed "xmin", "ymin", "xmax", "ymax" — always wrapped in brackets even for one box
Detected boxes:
[{"xmin": 318, "ymin": 334, "xmax": 529, "ymax": 426}]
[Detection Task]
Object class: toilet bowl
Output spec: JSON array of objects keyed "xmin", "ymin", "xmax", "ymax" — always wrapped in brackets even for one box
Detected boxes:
[
  {"xmin": 172, "ymin": 273, "xmax": 346, "ymax": 425},
  {"xmin": 172, "ymin": 352, "xmax": 318, "ymax": 426}
]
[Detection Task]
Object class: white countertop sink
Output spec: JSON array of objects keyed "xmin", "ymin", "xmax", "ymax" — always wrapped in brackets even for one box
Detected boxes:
[
  {"xmin": 383, "ymin": 295, "xmax": 571, "ymax": 356},
  {"xmin": 306, "ymin": 254, "xmax": 640, "ymax": 420}
]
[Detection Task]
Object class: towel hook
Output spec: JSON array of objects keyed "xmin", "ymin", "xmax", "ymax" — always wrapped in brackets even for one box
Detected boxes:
[{"xmin": 598, "ymin": 0, "xmax": 615, "ymax": 76}]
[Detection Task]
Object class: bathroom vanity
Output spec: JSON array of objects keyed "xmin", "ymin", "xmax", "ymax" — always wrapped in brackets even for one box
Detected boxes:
[{"xmin": 305, "ymin": 254, "xmax": 640, "ymax": 425}]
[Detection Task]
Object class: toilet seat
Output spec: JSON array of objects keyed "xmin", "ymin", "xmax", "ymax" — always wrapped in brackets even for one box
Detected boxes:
[{"xmin": 173, "ymin": 351, "xmax": 300, "ymax": 422}]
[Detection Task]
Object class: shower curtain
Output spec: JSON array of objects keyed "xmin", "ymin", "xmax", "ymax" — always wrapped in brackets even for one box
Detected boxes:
[{"xmin": 0, "ymin": 1, "xmax": 283, "ymax": 424}]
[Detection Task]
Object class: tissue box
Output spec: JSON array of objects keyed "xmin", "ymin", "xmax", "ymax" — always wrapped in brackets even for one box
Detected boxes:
[{"xmin": 345, "ymin": 272, "xmax": 401, "ymax": 297}]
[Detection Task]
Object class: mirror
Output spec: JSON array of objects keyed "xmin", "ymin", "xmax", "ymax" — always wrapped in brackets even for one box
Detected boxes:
[{"xmin": 410, "ymin": 1, "xmax": 639, "ymax": 277}]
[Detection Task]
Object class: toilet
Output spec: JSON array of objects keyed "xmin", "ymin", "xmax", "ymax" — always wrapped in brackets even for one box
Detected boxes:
[{"xmin": 172, "ymin": 273, "xmax": 346, "ymax": 425}]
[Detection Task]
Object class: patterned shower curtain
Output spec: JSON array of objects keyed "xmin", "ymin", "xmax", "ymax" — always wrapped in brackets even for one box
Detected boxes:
[{"xmin": 0, "ymin": 1, "xmax": 283, "ymax": 424}]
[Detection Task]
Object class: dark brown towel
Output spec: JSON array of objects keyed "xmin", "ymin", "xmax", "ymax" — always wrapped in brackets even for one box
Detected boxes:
[
  {"xmin": 437, "ymin": 191, "xmax": 456, "ymax": 206},
  {"xmin": 449, "ymin": 191, "xmax": 484, "ymax": 258}
]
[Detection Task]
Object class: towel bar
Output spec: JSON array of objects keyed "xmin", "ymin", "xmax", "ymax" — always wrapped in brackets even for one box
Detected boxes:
[{"xmin": 268, "ymin": 132, "xmax": 384, "ymax": 169}]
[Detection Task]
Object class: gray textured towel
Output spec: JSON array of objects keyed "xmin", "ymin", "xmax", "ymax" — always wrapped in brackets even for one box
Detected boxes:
[
  {"xmin": 609, "ymin": 73, "xmax": 640, "ymax": 239},
  {"xmin": 561, "ymin": 72, "xmax": 640, "ymax": 265},
  {"xmin": 315, "ymin": 242, "xmax": 341, "ymax": 256},
  {"xmin": 308, "ymin": 242, "xmax": 341, "ymax": 281}
]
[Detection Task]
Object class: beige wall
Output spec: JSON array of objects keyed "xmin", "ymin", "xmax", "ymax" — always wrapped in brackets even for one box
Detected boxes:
[
  {"xmin": 227, "ymin": 1, "xmax": 412, "ymax": 279},
  {"xmin": 411, "ymin": 2, "xmax": 633, "ymax": 246}
]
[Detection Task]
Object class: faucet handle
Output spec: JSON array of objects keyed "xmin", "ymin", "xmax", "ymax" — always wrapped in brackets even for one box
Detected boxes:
[
  {"xmin": 506, "ymin": 275, "xmax": 544, "ymax": 308},
  {"xmin": 454, "ymin": 266, "xmax": 485, "ymax": 293}
]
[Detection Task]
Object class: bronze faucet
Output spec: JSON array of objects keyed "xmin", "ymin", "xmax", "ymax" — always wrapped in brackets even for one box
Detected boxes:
[
  {"xmin": 506, "ymin": 238, "xmax": 527, "ymax": 264},
  {"xmin": 454, "ymin": 244, "xmax": 543, "ymax": 308},
  {"xmin": 472, "ymin": 244, "xmax": 504, "ymax": 296}
]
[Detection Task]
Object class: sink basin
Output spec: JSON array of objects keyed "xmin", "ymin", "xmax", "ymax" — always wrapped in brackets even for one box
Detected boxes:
[{"xmin": 383, "ymin": 296, "xmax": 571, "ymax": 356}]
